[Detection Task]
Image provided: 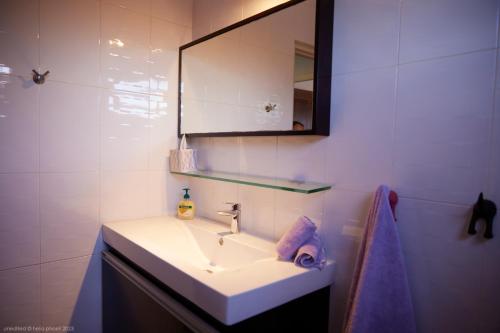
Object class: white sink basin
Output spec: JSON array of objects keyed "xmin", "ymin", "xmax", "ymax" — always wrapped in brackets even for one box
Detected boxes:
[
  {"xmin": 103, "ymin": 216, "xmax": 335, "ymax": 325},
  {"xmin": 183, "ymin": 222, "xmax": 275, "ymax": 272}
]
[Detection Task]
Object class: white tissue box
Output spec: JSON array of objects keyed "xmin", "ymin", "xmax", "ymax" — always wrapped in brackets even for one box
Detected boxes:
[{"xmin": 169, "ymin": 148, "xmax": 197, "ymax": 172}]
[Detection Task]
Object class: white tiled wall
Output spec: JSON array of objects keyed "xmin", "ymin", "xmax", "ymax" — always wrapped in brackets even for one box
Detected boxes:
[
  {"xmin": 0, "ymin": 0, "xmax": 191, "ymax": 331},
  {"xmin": 190, "ymin": 1, "xmax": 500, "ymax": 333},
  {"xmin": 2, "ymin": 0, "xmax": 500, "ymax": 332}
]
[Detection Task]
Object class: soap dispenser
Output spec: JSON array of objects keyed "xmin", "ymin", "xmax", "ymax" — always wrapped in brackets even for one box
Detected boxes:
[{"xmin": 177, "ymin": 188, "xmax": 195, "ymax": 220}]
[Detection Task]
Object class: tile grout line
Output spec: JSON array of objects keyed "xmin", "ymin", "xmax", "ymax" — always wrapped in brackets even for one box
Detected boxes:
[
  {"xmin": 334, "ymin": 47, "xmax": 497, "ymax": 78},
  {"xmin": 98, "ymin": 0, "xmax": 103, "ymax": 227},
  {"xmin": 103, "ymin": 1, "xmax": 192, "ymax": 29},
  {"xmin": 485, "ymin": 48, "xmax": 499, "ymax": 196},
  {"xmin": 398, "ymin": 46, "xmax": 497, "ymax": 66},
  {"xmin": 273, "ymin": 135, "xmax": 279, "ymax": 239},
  {"xmin": 485, "ymin": 0, "xmax": 500, "ymax": 198},
  {"xmin": 497, "ymin": 1, "xmax": 500, "ymax": 50},
  {"xmin": 6, "ymin": 47, "xmax": 496, "ymax": 97},
  {"xmin": 1, "ymin": 72, "xmax": 170, "ymax": 99},
  {"xmin": 145, "ymin": 0, "xmax": 153, "ymax": 216},
  {"xmin": 0, "ymin": 254, "xmax": 96, "ymax": 273},
  {"xmin": 390, "ymin": 0, "xmax": 404, "ymax": 190},
  {"xmin": 37, "ymin": 0, "xmax": 42, "ymax": 325}
]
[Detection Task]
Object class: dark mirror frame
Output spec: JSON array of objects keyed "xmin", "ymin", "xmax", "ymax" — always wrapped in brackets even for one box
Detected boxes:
[{"xmin": 178, "ymin": 0, "xmax": 334, "ymax": 138}]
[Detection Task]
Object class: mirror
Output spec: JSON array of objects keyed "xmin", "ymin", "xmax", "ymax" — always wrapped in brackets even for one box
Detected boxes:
[{"xmin": 179, "ymin": 0, "xmax": 333, "ymax": 137}]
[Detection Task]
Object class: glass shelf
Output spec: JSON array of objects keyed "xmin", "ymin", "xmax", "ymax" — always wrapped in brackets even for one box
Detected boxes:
[{"xmin": 171, "ymin": 170, "xmax": 332, "ymax": 194}]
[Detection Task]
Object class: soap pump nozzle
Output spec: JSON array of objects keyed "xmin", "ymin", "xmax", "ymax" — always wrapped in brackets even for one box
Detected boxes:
[{"xmin": 183, "ymin": 188, "xmax": 191, "ymax": 200}]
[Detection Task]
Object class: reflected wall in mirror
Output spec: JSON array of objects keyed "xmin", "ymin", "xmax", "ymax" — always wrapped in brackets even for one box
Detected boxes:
[{"xmin": 179, "ymin": 0, "xmax": 333, "ymax": 137}]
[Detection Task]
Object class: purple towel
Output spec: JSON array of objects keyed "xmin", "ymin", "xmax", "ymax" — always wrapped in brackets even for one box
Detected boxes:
[
  {"xmin": 344, "ymin": 185, "xmax": 416, "ymax": 333},
  {"xmin": 294, "ymin": 233, "xmax": 326, "ymax": 270},
  {"xmin": 276, "ymin": 216, "xmax": 316, "ymax": 260}
]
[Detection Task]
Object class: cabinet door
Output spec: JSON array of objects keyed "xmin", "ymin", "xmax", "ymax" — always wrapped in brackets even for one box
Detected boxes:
[{"xmin": 102, "ymin": 251, "xmax": 218, "ymax": 333}]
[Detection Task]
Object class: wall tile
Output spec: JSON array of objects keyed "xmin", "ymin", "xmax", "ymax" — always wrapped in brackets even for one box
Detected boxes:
[
  {"xmin": 490, "ymin": 50, "xmax": 500, "ymax": 206},
  {"xmin": 0, "ymin": 265, "xmax": 41, "ymax": 327},
  {"xmin": 187, "ymin": 177, "xmax": 239, "ymax": 223},
  {"xmin": 274, "ymin": 191, "xmax": 324, "ymax": 241},
  {"xmin": 237, "ymin": 185, "xmax": 275, "ymax": 239},
  {"xmin": 101, "ymin": 3, "xmax": 150, "ymax": 94},
  {"xmin": 395, "ymin": 50, "xmax": 496, "ymax": 204},
  {"xmin": 101, "ymin": 171, "xmax": 149, "ymax": 221},
  {"xmin": 147, "ymin": 170, "xmax": 183, "ymax": 216},
  {"xmin": 399, "ymin": 0, "xmax": 499, "ymax": 64},
  {"xmin": 210, "ymin": 0, "xmax": 242, "ymax": 32},
  {"xmin": 0, "ymin": 75, "xmax": 39, "ymax": 173},
  {"xmin": 332, "ymin": 0, "xmax": 401, "ymax": 74},
  {"xmin": 40, "ymin": 81, "xmax": 100, "ymax": 172},
  {"xmin": 0, "ymin": 0, "xmax": 39, "ymax": 77},
  {"xmin": 103, "ymin": 0, "xmax": 152, "ymax": 16},
  {"xmin": 481, "ymin": 51, "xmax": 500, "ymax": 330},
  {"xmin": 241, "ymin": 0, "xmax": 288, "ymax": 18},
  {"xmin": 396, "ymin": 197, "xmax": 487, "ymax": 332},
  {"xmin": 40, "ymin": 0, "xmax": 100, "ymax": 86},
  {"xmin": 41, "ymin": 255, "xmax": 101, "ymax": 332},
  {"xmin": 187, "ymin": 177, "xmax": 212, "ymax": 219},
  {"xmin": 401, "ymin": 250, "xmax": 434, "ymax": 333},
  {"xmin": 192, "ymin": 0, "xmax": 212, "ymax": 39},
  {"xmin": 40, "ymin": 172, "xmax": 100, "ymax": 262},
  {"xmin": 151, "ymin": 0, "xmax": 193, "ymax": 27},
  {"xmin": 150, "ymin": 18, "xmax": 191, "ymax": 97},
  {"xmin": 329, "ymin": 68, "xmax": 397, "ymax": 142},
  {"xmin": 276, "ymin": 136, "xmax": 328, "ymax": 182},
  {"xmin": 205, "ymin": 181, "xmax": 239, "ymax": 223},
  {"xmin": 320, "ymin": 188, "xmax": 371, "ymax": 332},
  {"xmin": 203, "ymin": 137, "xmax": 241, "ymax": 173},
  {"xmin": 187, "ymin": 137, "xmax": 211, "ymax": 170},
  {"xmin": 478, "ymin": 249, "xmax": 500, "ymax": 333},
  {"xmin": 149, "ymin": 94, "xmax": 177, "ymax": 170},
  {"xmin": 239, "ymin": 136, "xmax": 277, "ymax": 178},
  {"xmin": 321, "ymin": 189, "xmax": 371, "ymax": 257},
  {"xmin": 0, "ymin": 174, "xmax": 40, "ymax": 270},
  {"xmin": 326, "ymin": 67, "xmax": 396, "ymax": 191},
  {"xmin": 101, "ymin": 89, "xmax": 150, "ymax": 171},
  {"xmin": 426, "ymin": 257, "xmax": 482, "ymax": 333}
]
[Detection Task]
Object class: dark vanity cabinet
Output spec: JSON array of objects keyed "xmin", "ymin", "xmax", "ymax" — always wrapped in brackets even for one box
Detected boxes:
[{"xmin": 103, "ymin": 251, "xmax": 330, "ymax": 333}]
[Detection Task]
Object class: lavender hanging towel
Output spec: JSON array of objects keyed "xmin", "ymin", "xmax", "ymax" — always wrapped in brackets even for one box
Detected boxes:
[
  {"xmin": 276, "ymin": 216, "xmax": 317, "ymax": 260},
  {"xmin": 294, "ymin": 233, "xmax": 327, "ymax": 269},
  {"xmin": 344, "ymin": 185, "xmax": 416, "ymax": 333}
]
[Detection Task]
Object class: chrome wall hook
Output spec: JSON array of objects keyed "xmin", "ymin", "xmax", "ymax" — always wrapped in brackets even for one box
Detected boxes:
[
  {"xmin": 32, "ymin": 69, "xmax": 50, "ymax": 84},
  {"xmin": 264, "ymin": 103, "xmax": 277, "ymax": 112}
]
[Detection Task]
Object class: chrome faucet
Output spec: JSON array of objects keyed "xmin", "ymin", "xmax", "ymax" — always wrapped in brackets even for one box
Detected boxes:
[{"xmin": 217, "ymin": 202, "xmax": 241, "ymax": 234}]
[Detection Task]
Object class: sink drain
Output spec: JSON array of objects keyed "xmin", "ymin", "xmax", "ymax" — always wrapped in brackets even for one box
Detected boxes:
[{"xmin": 204, "ymin": 269, "xmax": 213, "ymax": 274}]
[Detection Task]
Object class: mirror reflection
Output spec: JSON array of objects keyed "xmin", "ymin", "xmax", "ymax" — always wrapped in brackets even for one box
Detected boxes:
[{"xmin": 180, "ymin": 0, "xmax": 316, "ymax": 134}]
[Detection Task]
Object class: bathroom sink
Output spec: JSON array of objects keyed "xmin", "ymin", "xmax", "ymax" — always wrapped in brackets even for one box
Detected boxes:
[
  {"xmin": 102, "ymin": 216, "xmax": 335, "ymax": 325},
  {"xmin": 183, "ymin": 222, "xmax": 275, "ymax": 272}
]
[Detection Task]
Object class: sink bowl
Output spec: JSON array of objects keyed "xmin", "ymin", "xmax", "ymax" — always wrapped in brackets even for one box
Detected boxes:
[
  {"xmin": 103, "ymin": 216, "xmax": 335, "ymax": 325},
  {"xmin": 183, "ymin": 222, "xmax": 275, "ymax": 272}
]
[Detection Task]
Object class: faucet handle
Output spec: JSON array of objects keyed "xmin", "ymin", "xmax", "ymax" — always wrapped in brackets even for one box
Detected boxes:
[{"xmin": 224, "ymin": 202, "xmax": 240, "ymax": 211}]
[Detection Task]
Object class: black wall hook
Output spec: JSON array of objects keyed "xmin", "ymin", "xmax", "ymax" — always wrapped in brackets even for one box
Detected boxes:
[
  {"xmin": 468, "ymin": 192, "xmax": 497, "ymax": 239},
  {"xmin": 32, "ymin": 69, "xmax": 50, "ymax": 84}
]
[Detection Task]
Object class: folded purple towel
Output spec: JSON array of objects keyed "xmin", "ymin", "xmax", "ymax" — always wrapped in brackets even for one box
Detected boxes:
[
  {"xmin": 276, "ymin": 216, "xmax": 317, "ymax": 260},
  {"xmin": 294, "ymin": 233, "xmax": 326, "ymax": 270}
]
